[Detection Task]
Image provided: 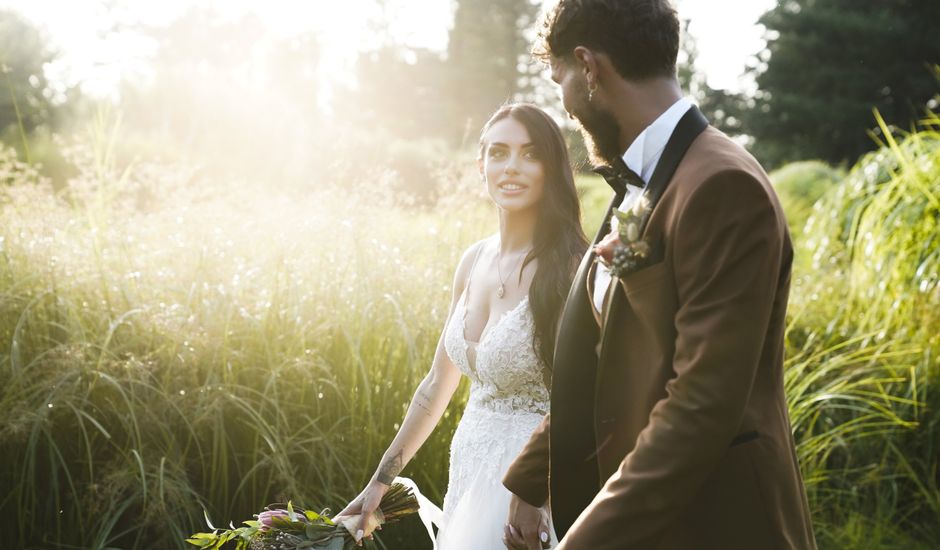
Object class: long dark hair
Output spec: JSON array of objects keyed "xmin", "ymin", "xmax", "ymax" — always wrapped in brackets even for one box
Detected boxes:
[{"xmin": 479, "ymin": 103, "xmax": 588, "ymax": 375}]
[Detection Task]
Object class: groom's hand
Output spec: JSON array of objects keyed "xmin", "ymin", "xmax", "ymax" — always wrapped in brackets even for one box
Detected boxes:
[
  {"xmin": 593, "ymin": 228, "xmax": 621, "ymax": 266},
  {"xmin": 503, "ymin": 494, "xmax": 550, "ymax": 550}
]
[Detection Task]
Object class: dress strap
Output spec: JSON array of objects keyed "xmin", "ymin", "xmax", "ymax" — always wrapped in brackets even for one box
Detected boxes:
[{"xmin": 463, "ymin": 241, "xmax": 485, "ymax": 306}]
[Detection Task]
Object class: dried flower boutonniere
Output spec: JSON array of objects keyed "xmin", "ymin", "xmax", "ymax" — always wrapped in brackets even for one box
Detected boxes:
[{"xmin": 608, "ymin": 194, "xmax": 653, "ymax": 278}]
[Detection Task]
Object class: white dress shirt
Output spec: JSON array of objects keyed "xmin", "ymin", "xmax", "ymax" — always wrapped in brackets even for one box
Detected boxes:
[{"xmin": 592, "ymin": 97, "xmax": 694, "ymax": 312}]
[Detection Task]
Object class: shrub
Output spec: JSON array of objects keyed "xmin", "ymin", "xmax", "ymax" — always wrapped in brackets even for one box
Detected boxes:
[
  {"xmin": 769, "ymin": 160, "xmax": 845, "ymax": 239},
  {"xmin": 786, "ymin": 110, "xmax": 940, "ymax": 546}
]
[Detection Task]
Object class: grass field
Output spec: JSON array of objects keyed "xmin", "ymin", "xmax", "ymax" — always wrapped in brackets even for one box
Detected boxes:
[{"xmin": 1, "ymin": 111, "xmax": 938, "ymax": 549}]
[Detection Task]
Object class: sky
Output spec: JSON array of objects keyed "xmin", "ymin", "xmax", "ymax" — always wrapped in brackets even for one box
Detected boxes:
[{"xmin": 1, "ymin": 0, "xmax": 778, "ymax": 101}]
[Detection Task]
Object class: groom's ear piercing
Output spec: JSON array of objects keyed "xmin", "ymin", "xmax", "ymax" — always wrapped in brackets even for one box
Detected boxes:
[{"xmin": 587, "ymin": 79, "xmax": 597, "ymax": 102}]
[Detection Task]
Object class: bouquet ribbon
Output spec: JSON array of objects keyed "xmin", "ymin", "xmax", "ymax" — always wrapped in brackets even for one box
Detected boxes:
[{"xmin": 394, "ymin": 476, "xmax": 443, "ymax": 550}]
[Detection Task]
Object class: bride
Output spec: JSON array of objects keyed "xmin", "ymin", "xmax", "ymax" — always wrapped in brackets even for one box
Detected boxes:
[{"xmin": 336, "ymin": 103, "xmax": 587, "ymax": 549}]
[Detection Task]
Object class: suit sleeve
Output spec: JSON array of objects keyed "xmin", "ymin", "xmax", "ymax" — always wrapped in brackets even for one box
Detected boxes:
[
  {"xmin": 502, "ymin": 413, "xmax": 551, "ymax": 507},
  {"xmin": 557, "ymin": 170, "xmax": 787, "ymax": 548}
]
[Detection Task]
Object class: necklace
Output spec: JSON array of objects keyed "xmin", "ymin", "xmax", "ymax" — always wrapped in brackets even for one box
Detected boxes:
[{"xmin": 496, "ymin": 246, "xmax": 530, "ymax": 299}]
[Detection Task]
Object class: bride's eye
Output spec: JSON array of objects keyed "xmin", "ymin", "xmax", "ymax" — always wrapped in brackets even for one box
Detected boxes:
[
  {"xmin": 523, "ymin": 149, "xmax": 540, "ymax": 161},
  {"xmin": 488, "ymin": 148, "xmax": 507, "ymax": 160}
]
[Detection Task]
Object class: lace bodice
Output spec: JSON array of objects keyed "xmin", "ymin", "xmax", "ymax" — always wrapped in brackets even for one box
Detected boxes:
[{"xmin": 444, "ymin": 295, "xmax": 550, "ymax": 416}]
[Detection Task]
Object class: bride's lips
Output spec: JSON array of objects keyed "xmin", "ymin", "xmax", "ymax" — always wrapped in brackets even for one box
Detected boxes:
[{"xmin": 497, "ymin": 180, "xmax": 528, "ymax": 195}]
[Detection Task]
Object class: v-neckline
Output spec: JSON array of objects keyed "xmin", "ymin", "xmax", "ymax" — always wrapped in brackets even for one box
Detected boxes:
[
  {"xmin": 456, "ymin": 239, "xmax": 530, "ymax": 365},
  {"xmin": 460, "ymin": 294, "xmax": 529, "ymax": 347}
]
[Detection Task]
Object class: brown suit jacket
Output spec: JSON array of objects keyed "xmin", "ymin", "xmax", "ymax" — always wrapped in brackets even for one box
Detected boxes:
[{"xmin": 503, "ymin": 112, "xmax": 817, "ymax": 549}]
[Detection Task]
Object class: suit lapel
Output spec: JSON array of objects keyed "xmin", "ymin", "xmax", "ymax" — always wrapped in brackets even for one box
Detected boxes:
[
  {"xmin": 583, "ymin": 192, "xmax": 624, "ymax": 326},
  {"xmin": 548, "ymin": 190, "xmax": 625, "ymax": 536},
  {"xmin": 553, "ymin": 207, "xmax": 613, "ymax": 370},
  {"xmin": 642, "ymin": 106, "xmax": 709, "ymax": 225},
  {"xmin": 585, "ymin": 261, "xmax": 602, "ymax": 325},
  {"xmin": 599, "ymin": 106, "xmax": 709, "ymax": 343}
]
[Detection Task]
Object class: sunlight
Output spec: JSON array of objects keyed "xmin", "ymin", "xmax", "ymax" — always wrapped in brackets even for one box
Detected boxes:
[
  {"xmin": 0, "ymin": 0, "xmax": 777, "ymax": 105},
  {"xmin": 2, "ymin": 0, "xmax": 938, "ymax": 548}
]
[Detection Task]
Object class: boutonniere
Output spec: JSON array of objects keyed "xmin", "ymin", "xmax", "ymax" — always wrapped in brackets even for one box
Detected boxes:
[{"xmin": 608, "ymin": 194, "xmax": 653, "ymax": 278}]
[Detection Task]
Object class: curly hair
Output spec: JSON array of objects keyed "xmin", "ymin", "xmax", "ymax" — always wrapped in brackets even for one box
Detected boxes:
[{"xmin": 535, "ymin": 0, "xmax": 680, "ymax": 80}]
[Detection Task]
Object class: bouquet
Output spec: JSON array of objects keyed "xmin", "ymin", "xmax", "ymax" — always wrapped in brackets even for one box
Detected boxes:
[{"xmin": 186, "ymin": 482, "xmax": 420, "ymax": 550}]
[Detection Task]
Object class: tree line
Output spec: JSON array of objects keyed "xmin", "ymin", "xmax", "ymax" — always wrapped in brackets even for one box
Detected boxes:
[{"xmin": 2, "ymin": 0, "xmax": 938, "ymax": 179}]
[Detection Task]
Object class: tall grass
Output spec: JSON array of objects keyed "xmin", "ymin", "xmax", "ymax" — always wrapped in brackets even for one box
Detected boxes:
[
  {"xmin": 0, "ymin": 127, "xmax": 492, "ymax": 548},
  {"xmin": 769, "ymin": 160, "xmax": 845, "ymax": 237},
  {"xmin": 0, "ymin": 107, "xmax": 938, "ymax": 549},
  {"xmin": 782, "ymin": 109, "xmax": 940, "ymax": 548}
]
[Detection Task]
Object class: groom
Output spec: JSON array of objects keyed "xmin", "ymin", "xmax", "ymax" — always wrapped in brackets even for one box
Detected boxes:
[{"xmin": 502, "ymin": 1, "xmax": 817, "ymax": 548}]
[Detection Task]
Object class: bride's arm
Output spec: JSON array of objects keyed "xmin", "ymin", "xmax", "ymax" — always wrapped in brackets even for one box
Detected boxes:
[
  {"xmin": 369, "ymin": 240, "xmax": 482, "ymax": 482},
  {"xmin": 335, "ymin": 241, "xmax": 482, "ymax": 541},
  {"xmin": 370, "ymin": 329, "xmax": 462, "ymax": 483}
]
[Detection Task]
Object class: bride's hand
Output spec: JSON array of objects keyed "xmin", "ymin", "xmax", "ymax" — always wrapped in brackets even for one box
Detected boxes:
[
  {"xmin": 335, "ymin": 479, "xmax": 389, "ymax": 545},
  {"xmin": 503, "ymin": 494, "xmax": 551, "ymax": 550}
]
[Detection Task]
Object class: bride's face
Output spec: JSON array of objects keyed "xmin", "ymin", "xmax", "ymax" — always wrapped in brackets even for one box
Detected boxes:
[{"xmin": 480, "ymin": 117, "xmax": 546, "ymax": 213}]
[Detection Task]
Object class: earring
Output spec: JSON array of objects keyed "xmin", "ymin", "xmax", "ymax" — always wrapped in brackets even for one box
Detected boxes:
[{"xmin": 588, "ymin": 79, "xmax": 597, "ymax": 102}]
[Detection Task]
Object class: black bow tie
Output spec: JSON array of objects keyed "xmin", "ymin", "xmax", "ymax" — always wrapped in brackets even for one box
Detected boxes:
[{"xmin": 592, "ymin": 159, "xmax": 645, "ymax": 197}]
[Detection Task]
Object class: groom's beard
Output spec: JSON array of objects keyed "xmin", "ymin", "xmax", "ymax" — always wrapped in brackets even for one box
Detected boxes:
[{"xmin": 576, "ymin": 103, "xmax": 623, "ymax": 167}]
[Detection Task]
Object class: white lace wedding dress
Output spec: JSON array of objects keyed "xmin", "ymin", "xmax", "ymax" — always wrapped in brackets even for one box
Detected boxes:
[{"xmin": 428, "ymin": 250, "xmax": 558, "ymax": 549}]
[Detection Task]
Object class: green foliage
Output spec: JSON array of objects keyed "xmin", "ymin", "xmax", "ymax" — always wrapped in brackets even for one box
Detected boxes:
[
  {"xmin": 336, "ymin": 47, "xmax": 450, "ymax": 143},
  {"xmin": 315, "ymin": 125, "xmax": 453, "ymax": 208},
  {"xmin": 0, "ymin": 10, "xmax": 57, "ymax": 140},
  {"xmin": 2, "ymin": 106, "xmax": 940, "ymax": 548},
  {"xmin": 0, "ymin": 139, "xmax": 43, "ymax": 186},
  {"xmin": 0, "ymin": 132, "xmax": 490, "ymax": 548},
  {"xmin": 785, "ymin": 110, "xmax": 940, "ymax": 545},
  {"xmin": 770, "ymin": 160, "xmax": 845, "ymax": 237},
  {"xmin": 104, "ymin": 2, "xmax": 545, "ymax": 203},
  {"xmin": 332, "ymin": 0, "xmax": 542, "ymax": 151},
  {"xmin": 188, "ymin": 484, "xmax": 417, "ymax": 550},
  {"xmin": 745, "ymin": 0, "xmax": 940, "ymax": 167},
  {"xmin": 119, "ymin": 9, "xmax": 324, "ymax": 187},
  {"xmin": 574, "ymin": 173, "xmax": 610, "ymax": 238},
  {"xmin": 445, "ymin": 0, "xmax": 540, "ymax": 142}
]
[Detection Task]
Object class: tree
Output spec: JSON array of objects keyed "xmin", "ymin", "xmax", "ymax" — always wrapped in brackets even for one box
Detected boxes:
[
  {"xmin": 745, "ymin": 0, "xmax": 940, "ymax": 167},
  {"xmin": 121, "ymin": 9, "xmax": 324, "ymax": 183},
  {"xmin": 339, "ymin": 46, "xmax": 449, "ymax": 140},
  {"xmin": 335, "ymin": 0, "xmax": 542, "ymax": 146},
  {"xmin": 328, "ymin": 0, "xmax": 545, "ymax": 198},
  {"xmin": 0, "ymin": 11, "xmax": 57, "ymax": 142},
  {"xmin": 446, "ymin": 0, "xmax": 540, "ymax": 144},
  {"xmin": 678, "ymin": 21, "xmax": 748, "ymax": 139},
  {"xmin": 329, "ymin": 45, "xmax": 454, "ymax": 204}
]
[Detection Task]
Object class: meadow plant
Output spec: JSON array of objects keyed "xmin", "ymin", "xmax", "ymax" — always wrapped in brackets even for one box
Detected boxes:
[
  {"xmin": 1, "ymin": 105, "xmax": 939, "ymax": 548},
  {"xmin": 0, "ymin": 133, "xmax": 491, "ymax": 548},
  {"xmin": 769, "ymin": 160, "xmax": 845, "ymax": 239},
  {"xmin": 785, "ymin": 109, "xmax": 940, "ymax": 547}
]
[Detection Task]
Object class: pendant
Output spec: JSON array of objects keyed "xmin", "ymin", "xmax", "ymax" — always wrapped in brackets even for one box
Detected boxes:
[{"xmin": 497, "ymin": 284, "xmax": 506, "ymax": 299}]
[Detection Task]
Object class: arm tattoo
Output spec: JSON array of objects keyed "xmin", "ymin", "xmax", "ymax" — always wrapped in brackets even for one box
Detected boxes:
[
  {"xmin": 415, "ymin": 389, "xmax": 433, "ymax": 417},
  {"xmin": 376, "ymin": 449, "xmax": 403, "ymax": 485}
]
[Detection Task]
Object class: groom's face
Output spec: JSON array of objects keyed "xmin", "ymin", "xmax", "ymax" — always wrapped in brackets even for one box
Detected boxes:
[{"xmin": 550, "ymin": 55, "xmax": 623, "ymax": 166}]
